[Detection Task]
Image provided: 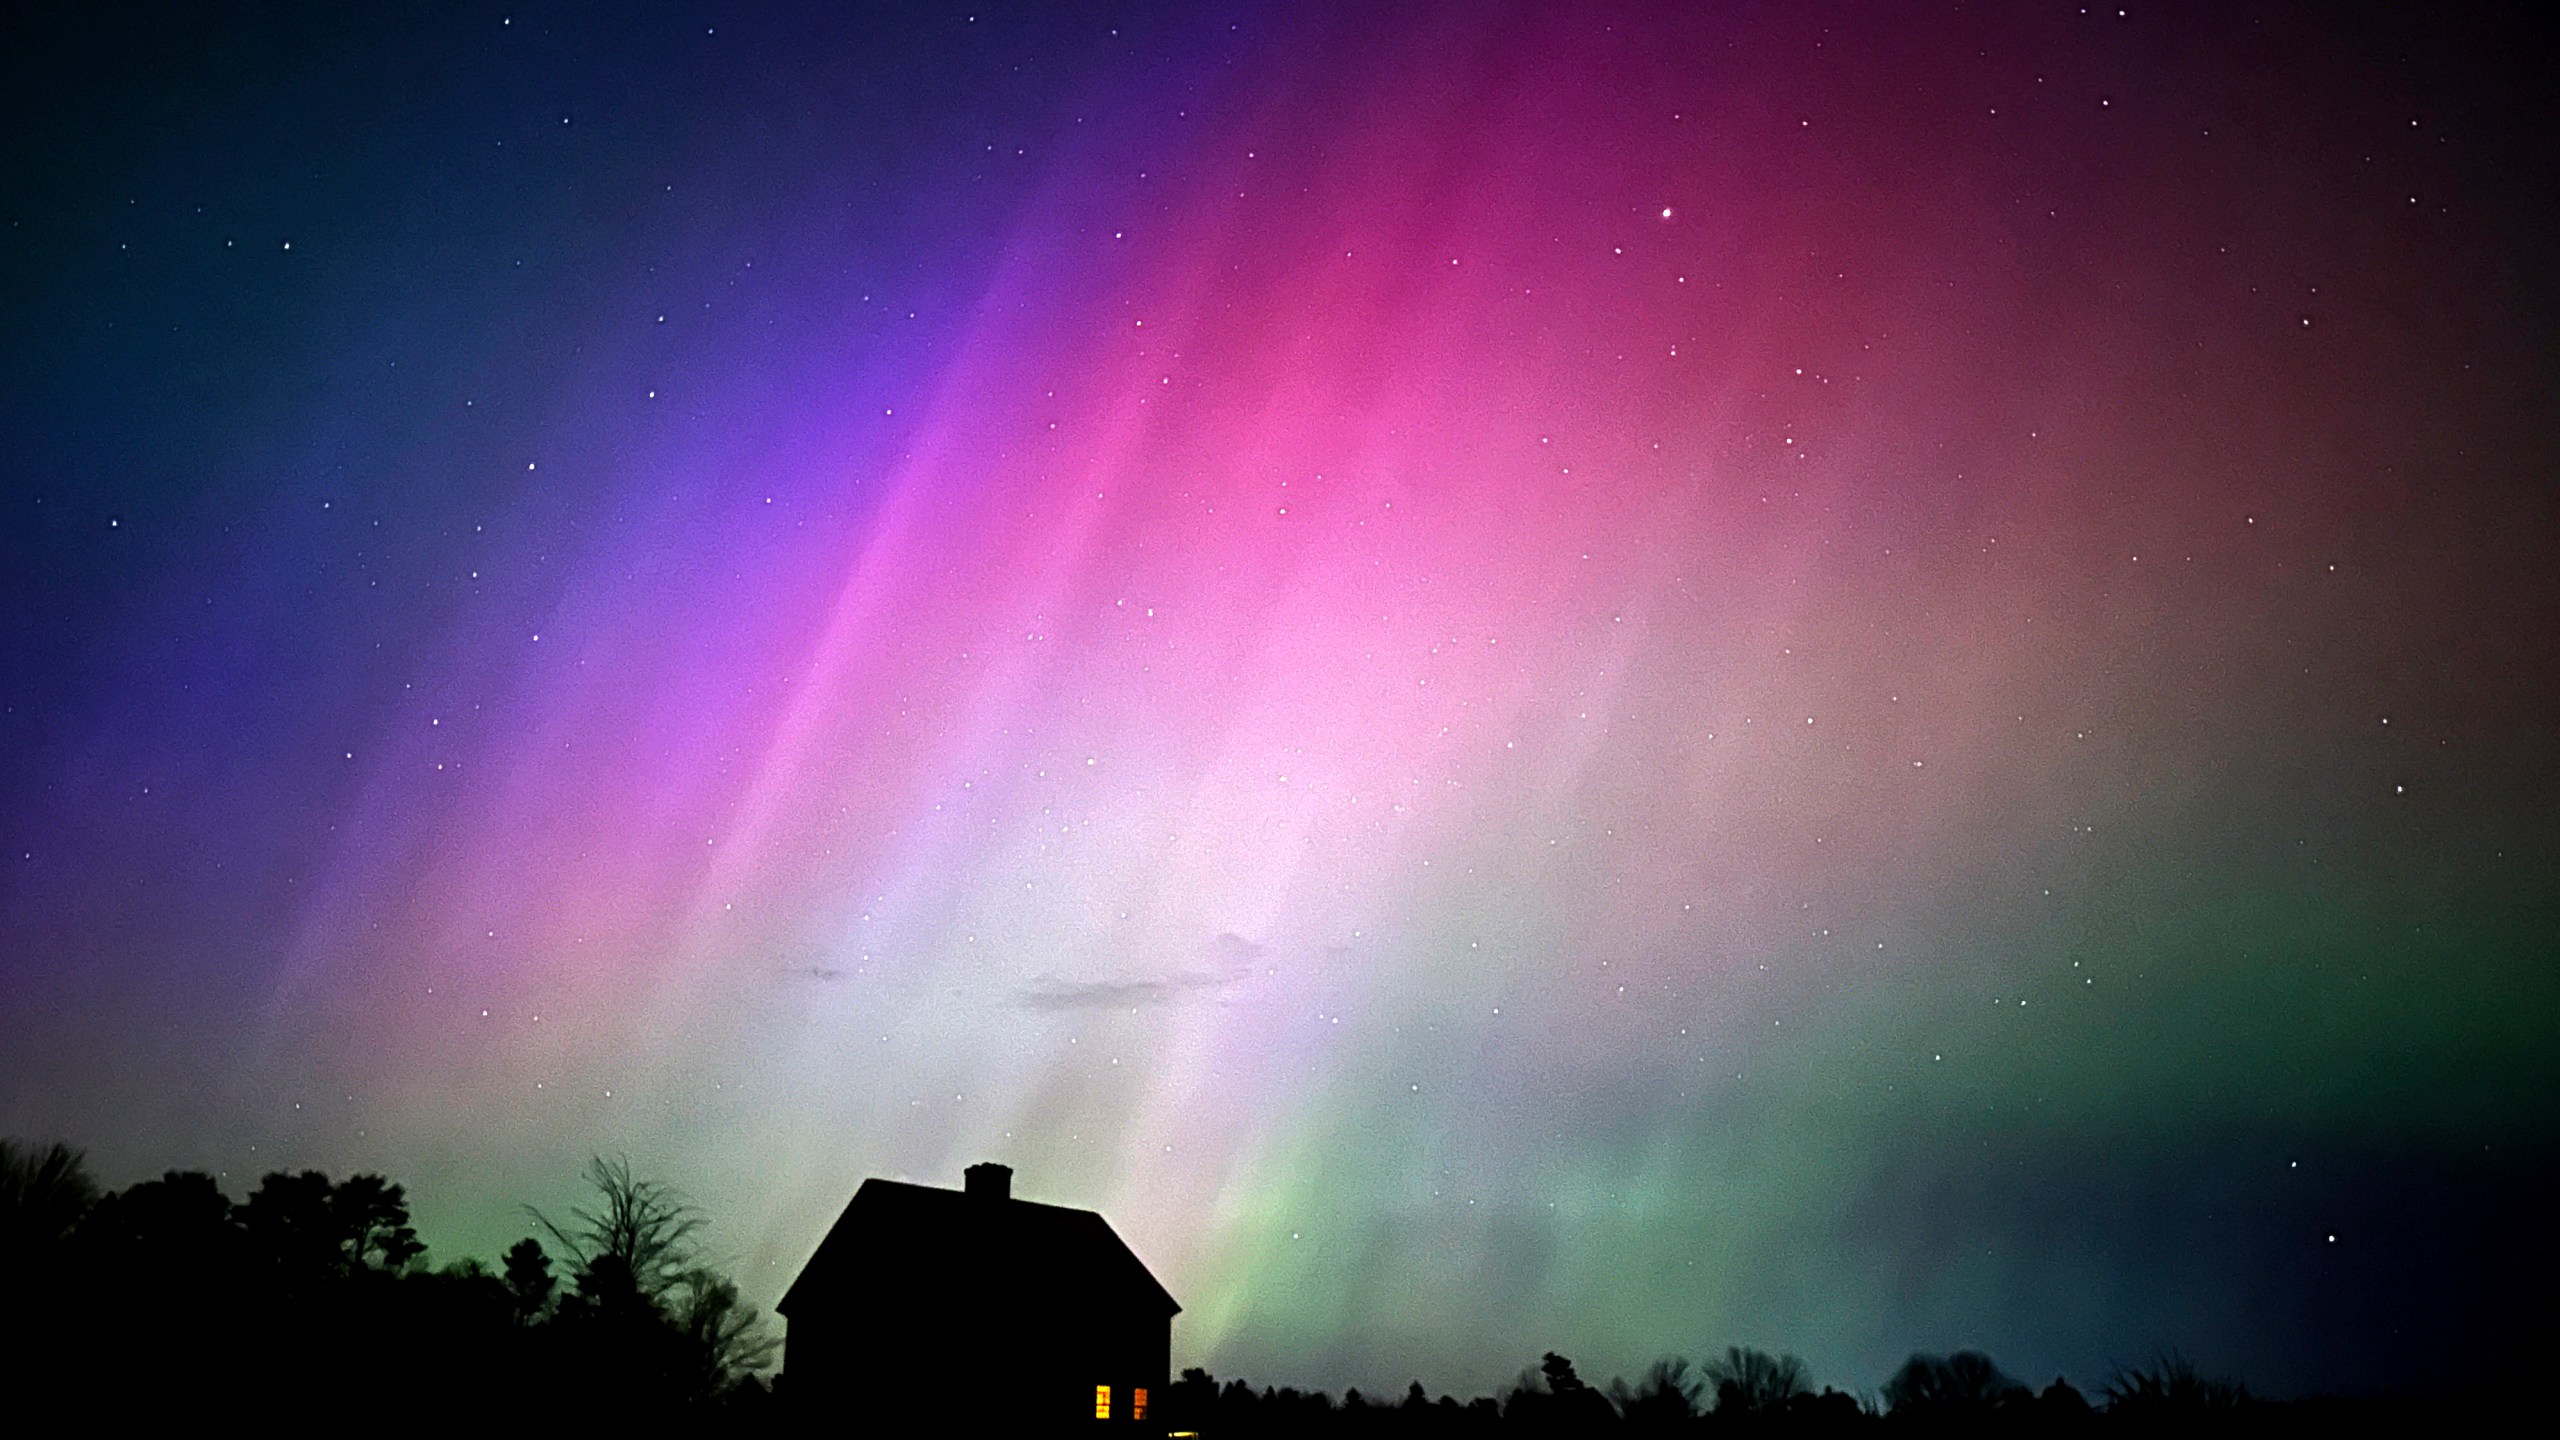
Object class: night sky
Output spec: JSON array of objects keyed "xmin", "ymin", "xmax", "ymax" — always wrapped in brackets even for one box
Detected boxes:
[{"xmin": 4, "ymin": 0, "xmax": 2555, "ymax": 1402}]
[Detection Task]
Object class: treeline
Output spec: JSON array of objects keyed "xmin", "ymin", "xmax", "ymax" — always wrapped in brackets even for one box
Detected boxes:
[
  {"xmin": 0, "ymin": 1138, "xmax": 2506, "ymax": 1432},
  {"xmin": 1153, "ymin": 1351, "xmax": 2506, "ymax": 1435},
  {"xmin": 2, "ymin": 1139, "xmax": 774, "ymax": 1422},
  {"xmin": 1149, "ymin": 1346, "xmax": 2513, "ymax": 1434},
  {"xmin": 1152, "ymin": 1349, "xmax": 2292, "ymax": 1434}
]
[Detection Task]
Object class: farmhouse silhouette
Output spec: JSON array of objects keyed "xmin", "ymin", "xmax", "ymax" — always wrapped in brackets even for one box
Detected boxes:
[{"xmin": 779, "ymin": 1162, "xmax": 1179, "ymax": 1426}]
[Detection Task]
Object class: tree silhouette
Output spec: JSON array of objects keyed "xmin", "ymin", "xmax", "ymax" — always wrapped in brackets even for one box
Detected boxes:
[
  {"xmin": 16, "ymin": 1134, "xmax": 2382, "ymax": 1431},
  {"xmin": 64, "ymin": 1170, "xmax": 252, "ymax": 1418},
  {"xmin": 1882, "ymin": 1349, "xmax": 2030, "ymax": 1421},
  {"xmin": 330, "ymin": 1172, "xmax": 426, "ymax": 1271},
  {"xmin": 2101, "ymin": 1352, "xmax": 2248, "ymax": 1417},
  {"xmin": 0, "ymin": 1138, "xmax": 98, "ymax": 1263},
  {"xmin": 528, "ymin": 1155, "xmax": 705, "ymax": 1306},
  {"xmin": 1164, "ymin": 1366, "xmax": 1220, "ymax": 1430},
  {"xmin": 1611, "ymin": 1356, "xmax": 1704, "ymax": 1428},
  {"xmin": 1705, "ymin": 1345, "xmax": 1814, "ymax": 1417},
  {"xmin": 1505, "ymin": 1351, "xmax": 1618, "ymax": 1430},
  {"xmin": 527, "ymin": 1155, "xmax": 773, "ymax": 1404},
  {"xmin": 2035, "ymin": 1375, "xmax": 2096, "ymax": 1423},
  {"xmin": 241, "ymin": 1169, "xmax": 423, "ymax": 1279},
  {"xmin": 8, "ymin": 1140, "xmax": 104, "ymax": 1399},
  {"xmin": 502, "ymin": 1235, "xmax": 556, "ymax": 1322},
  {"xmin": 675, "ymin": 1266, "xmax": 780, "ymax": 1386},
  {"xmin": 78, "ymin": 1168, "xmax": 239, "ymax": 1274}
]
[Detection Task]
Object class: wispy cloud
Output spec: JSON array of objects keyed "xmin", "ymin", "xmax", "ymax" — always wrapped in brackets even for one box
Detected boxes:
[{"xmin": 1012, "ymin": 933, "xmax": 1262, "ymax": 1011}]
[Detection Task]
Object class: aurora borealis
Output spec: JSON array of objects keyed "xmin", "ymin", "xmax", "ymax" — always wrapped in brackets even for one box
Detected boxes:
[{"xmin": 3, "ymin": 0, "xmax": 2554, "ymax": 1401}]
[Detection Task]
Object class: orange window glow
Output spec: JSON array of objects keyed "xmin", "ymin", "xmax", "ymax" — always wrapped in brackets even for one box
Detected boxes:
[
  {"xmin": 1134, "ymin": 1388, "xmax": 1150, "ymax": 1420},
  {"xmin": 1095, "ymin": 1384, "xmax": 1111, "ymax": 1419}
]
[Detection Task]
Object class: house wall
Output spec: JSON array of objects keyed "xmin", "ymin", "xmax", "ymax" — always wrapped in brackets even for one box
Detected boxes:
[{"xmin": 784, "ymin": 1290, "xmax": 1168, "ymax": 1427}]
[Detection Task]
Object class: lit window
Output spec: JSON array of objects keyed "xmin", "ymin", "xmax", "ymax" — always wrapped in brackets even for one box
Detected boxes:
[
  {"xmin": 1095, "ymin": 1384, "xmax": 1111, "ymax": 1419},
  {"xmin": 1134, "ymin": 1388, "xmax": 1150, "ymax": 1420}
]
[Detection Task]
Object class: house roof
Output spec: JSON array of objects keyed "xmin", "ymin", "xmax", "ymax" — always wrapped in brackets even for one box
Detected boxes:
[{"xmin": 778, "ymin": 1177, "xmax": 1180, "ymax": 1318}]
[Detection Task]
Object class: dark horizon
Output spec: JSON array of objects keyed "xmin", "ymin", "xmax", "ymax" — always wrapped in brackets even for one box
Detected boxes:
[
  {"xmin": 3, "ymin": 1137, "xmax": 2539, "ymax": 1425},
  {"xmin": 4, "ymin": 0, "xmax": 2555, "ymax": 1406}
]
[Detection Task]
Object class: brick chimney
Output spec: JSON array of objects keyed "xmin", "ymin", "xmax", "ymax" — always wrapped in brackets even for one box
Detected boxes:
[{"xmin": 964, "ymin": 1161, "xmax": 1012, "ymax": 1200}]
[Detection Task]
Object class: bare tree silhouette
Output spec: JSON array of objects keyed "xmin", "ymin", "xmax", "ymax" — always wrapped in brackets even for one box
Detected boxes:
[
  {"xmin": 1611, "ymin": 1356, "xmax": 1705, "ymax": 1427},
  {"xmin": 2101, "ymin": 1351, "xmax": 2249, "ymax": 1417},
  {"xmin": 1706, "ymin": 1345, "xmax": 1814, "ymax": 1417},
  {"xmin": 16, "ymin": 1133, "xmax": 2384, "ymax": 1431},
  {"xmin": 527, "ymin": 1155, "xmax": 706, "ymax": 1306},
  {"xmin": 0, "ymin": 1138, "xmax": 97, "ymax": 1263},
  {"xmin": 1883, "ymin": 1349, "xmax": 2030, "ymax": 1420},
  {"xmin": 526, "ymin": 1155, "xmax": 773, "ymax": 1401}
]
